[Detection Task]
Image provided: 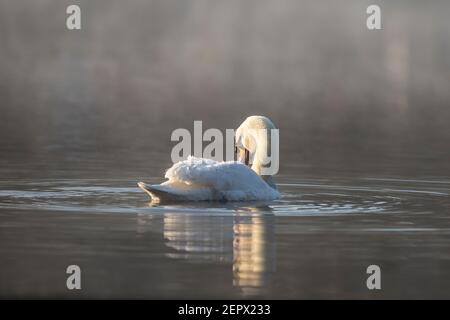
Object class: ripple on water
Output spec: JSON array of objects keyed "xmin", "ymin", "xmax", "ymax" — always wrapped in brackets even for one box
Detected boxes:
[{"xmin": 0, "ymin": 177, "xmax": 448, "ymax": 217}]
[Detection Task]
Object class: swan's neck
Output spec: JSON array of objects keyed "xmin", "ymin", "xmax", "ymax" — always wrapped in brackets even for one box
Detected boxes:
[
  {"xmin": 250, "ymin": 129, "xmax": 277, "ymax": 190},
  {"xmin": 250, "ymin": 128, "xmax": 271, "ymax": 176}
]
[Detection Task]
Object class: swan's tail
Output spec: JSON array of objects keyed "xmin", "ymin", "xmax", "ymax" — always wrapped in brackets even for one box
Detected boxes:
[
  {"xmin": 137, "ymin": 182, "xmax": 179, "ymax": 202},
  {"xmin": 138, "ymin": 181, "xmax": 216, "ymax": 202}
]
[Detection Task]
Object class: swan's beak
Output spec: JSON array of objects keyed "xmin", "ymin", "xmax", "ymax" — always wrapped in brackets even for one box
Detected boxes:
[
  {"xmin": 237, "ymin": 148, "xmax": 250, "ymax": 166},
  {"xmin": 235, "ymin": 137, "xmax": 250, "ymax": 166}
]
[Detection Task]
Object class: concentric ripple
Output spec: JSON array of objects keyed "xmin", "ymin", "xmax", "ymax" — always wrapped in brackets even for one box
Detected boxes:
[{"xmin": 0, "ymin": 177, "xmax": 447, "ymax": 216}]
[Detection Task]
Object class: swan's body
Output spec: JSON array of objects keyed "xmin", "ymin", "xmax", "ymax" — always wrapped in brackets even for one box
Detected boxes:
[
  {"xmin": 138, "ymin": 115, "xmax": 280, "ymax": 202},
  {"xmin": 138, "ymin": 156, "xmax": 279, "ymax": 201}
]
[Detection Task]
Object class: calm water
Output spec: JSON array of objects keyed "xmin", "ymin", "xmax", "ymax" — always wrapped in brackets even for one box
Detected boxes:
[{"xmin": 1, "ymin": 157, "xmax": 449, "ymax": 299}]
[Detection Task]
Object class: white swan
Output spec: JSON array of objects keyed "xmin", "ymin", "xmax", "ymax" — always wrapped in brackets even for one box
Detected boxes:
[{"xmin": 138, "ymin": 115, "xmax": 280, "ymax": 202}]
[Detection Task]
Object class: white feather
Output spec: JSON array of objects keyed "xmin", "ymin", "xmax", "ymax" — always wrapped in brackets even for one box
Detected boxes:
[
  {"xmin": 138, "ymin": 116, "xmax": 280, "ymax": 202},
  {"xmin": 142, "ymin": 156, "xmax": 280, "ymax": 201}
]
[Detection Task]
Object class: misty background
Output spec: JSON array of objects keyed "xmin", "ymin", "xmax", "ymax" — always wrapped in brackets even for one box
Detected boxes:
[{"xmin": 1, "ymin": 0, "xmax": 449, "ymax": 179}]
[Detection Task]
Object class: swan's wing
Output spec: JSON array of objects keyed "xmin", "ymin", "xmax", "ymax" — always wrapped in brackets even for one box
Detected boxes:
[
  {"xmin": 165, "ymin": 156, "xmax": 261, "ymax": 190},
  {"xmin": 139, "ymin": 156, "xmax": 280, "ymax": 202}
]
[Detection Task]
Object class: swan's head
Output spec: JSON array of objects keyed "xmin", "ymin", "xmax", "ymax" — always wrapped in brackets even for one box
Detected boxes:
[{"xmin": 235, "ymin": 116, "xmax": 278, "ymax": 188}]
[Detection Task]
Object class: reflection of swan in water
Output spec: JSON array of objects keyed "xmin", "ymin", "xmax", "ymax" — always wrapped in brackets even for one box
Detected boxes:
[
  {"xmin": 138, "ymin": 116, "xmax": 280, "ymax": 202},
  {"xmin": 163, "ymin": 214, "xmax": 233, "ymax": 262},
  {"xmin": 161, "ymin": 205, "xmax": 276, "ymax": 295},
  {"xmin": 233, "ymin": 213, "xmax": 275, "ymax": 295}
]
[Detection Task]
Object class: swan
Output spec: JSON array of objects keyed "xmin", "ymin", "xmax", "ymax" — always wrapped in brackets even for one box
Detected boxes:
[{"xmin": 138, "ymin": 115, "xmax": 280, "ymax": 202}]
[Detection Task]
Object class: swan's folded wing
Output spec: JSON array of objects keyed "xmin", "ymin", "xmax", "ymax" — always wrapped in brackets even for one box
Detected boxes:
[
  {"xmin": 140, "ymin": 156, "xmax": 280, "ymax": 202},
  {"xmin": 164, "ymin": 156, "xmax": 262, "ymax": 190}
]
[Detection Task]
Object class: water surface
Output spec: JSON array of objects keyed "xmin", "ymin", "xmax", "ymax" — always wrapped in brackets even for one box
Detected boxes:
[{"xmin": 1, "ymin": 166, "xmax": 449, "ymax": 299}]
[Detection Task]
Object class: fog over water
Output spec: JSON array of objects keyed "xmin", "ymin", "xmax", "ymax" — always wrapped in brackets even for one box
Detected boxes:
[{"xmin": 1, "ymin": 0, "xmax": 449, "ymax": 178}]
